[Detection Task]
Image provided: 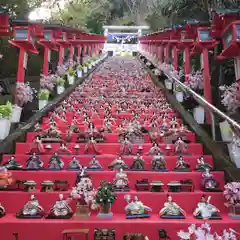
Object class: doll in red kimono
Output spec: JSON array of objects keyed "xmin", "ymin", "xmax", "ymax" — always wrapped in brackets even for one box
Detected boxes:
[
  {"xmin": 120, "ymin": 137, "xmax": 133, "ymax": 155},
  {"xmin": 27, "ymin": 136, "xmax": 46, "ymax": 155},
  {"xmin": 84, "ymin": 137, "xmax": 101, "ymax": 154},
  {"xmin": 56, "ymin": 142, "xmax": 72, "ymax": 155}
]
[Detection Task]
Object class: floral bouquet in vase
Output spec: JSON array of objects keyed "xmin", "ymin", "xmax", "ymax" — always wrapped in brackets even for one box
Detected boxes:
[
  {"xmin": 38, "ymin": 89, "xmax": 50, "ymax": 110},
  {"xmin": 56, "ymin": 77, "xmax": 65, "ymax": 94},
  {"xmin": 77, "ymin": 65, "xmax": 83, "ymax": 78},
  {"xmin": 0, "ymin": 101, "xmax": 12, "ymax": 140},
  {"xmin": 92, "ymin": 181, "xmax": 116, "ymax": 219},
  {"xmin": 13, "ymin": 82, "xmax": 35, "ymax": 123},
  {"xmin": 40, "ymin": 74, "xmax": 57, "ymax": 92},
  {"xmin": 70, "ymin": 174, "xmax": 96, "ymax": 218},
  {"xmin": 223, "ymin": 182, "xmax": 240, "ymax": 219},
  {"xmin": 67, "ymin": 67, "xmax": 76, "ymax": 85}
]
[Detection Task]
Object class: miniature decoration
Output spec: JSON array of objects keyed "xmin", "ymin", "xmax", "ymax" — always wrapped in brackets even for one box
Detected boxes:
[
  {"xmin": 87, "ymin": 156, "xmax": 103, "ymax": 170},
  {"xmin": 2, "ymin": 156, "xmax": 23, "ymax": 170},
  {"xmin": 0, "ymin": 203, "xmax": 5, "ymax": 218},
  {"xmin": 201, "ymin": 168, "xmax": 221, "ymax": 192},
  {"xmin": 27, "ymin": 136, "xmax": 45, "ymax": 155},
  {"xmin": 148, "ymin": 143, "xmax": 163, "ymax": 156},
  {"xmin": 223, "ymin": 182, "xmax": 240, "ymax": 219},
  {"xmin": 173, "ymin": 156, "xmax": 191, "ymax": 172},
  {"xmin": 0, "ymin": 167, "xmax": 14, "ymax": 189},
  {"xmin": 131, "ymin": 153, "xmax": 145, "ymax": 170},
  {"xmin": 92, "ymin": 181, "xmax": 116, "ymax": 219},
  {"xmin": 16, "ymin": 195, "xmax": 44, "ymax": 218},
  {"xmin": 70, "ymin": 173, "xmax": 96, "ymax": 218},
  {"xmin": 84, "ymin": 137, "xmax": 101, "ymax": 154},
  {"xmin": 159, "ymin": 195, "xmax": 186, "ymax": 219},
  {"xmin": 167, "ymin": 181, "xmax": 182, "ymax": 192},
  {"xmin": 124, "ymin": 195, "xmax": 152, "ymax": 219},
  {"xmin": 67, "ymin": 156, "xmax": 82, "ymax": 170},
  {"xmin": 48, "ymin": 152, "xmax": 64, "ymax": 170},
  {"xmin": 150, "ymin": 181, "xmax": 164, "ymax": 192},
  {"xmin": 120, "ymin": 137, "xmax": 133, "ymax": 155},
  {"xmin": 26, "ymin": 153, "xmax": 43, "ymax": 170},
  {"xmin": 174, "ymin": 137, "xmax": 187, "ymax": 155},
  {"xmin": 41, "ymin": 180, "xmax": 54, "ymax": 192},
  {"xmin": 94, "ymin": 229, "xmax": 116, "ymax": 240},
  {"xmin": 135, "ymin": 179, "xmax": 150, "ymax": 191},
  {"xmin": 151, "ymin": 152, "xmax": 168, "ymax": 171},
  {"xmin": 193, "ymin": 195, "xmax": 221, "ymax": 220},
  {"xmin": 123, "ymin": 233, "xmax": 149, "ymax": 240},
  {"xmin": 108, "ymin": 156, "xmax": 128, "ymax": 170},
  {"xmin": 112, "ymin": 168, "xmax": 130, "ymax": 192},
  {"xmin": 177, "ymin": 223, "xmax": 240, "ymax": 240},
  {"xmin": 46, "ymin": 194, "xmax": 73, "ymax": 219},
  {"xmin": 195, "ymin": 156, "xmax": 213, "ymax": 171},
  {"xmin": 56, "ymin": 142, "xmax": 73, "ymax": 155},
  {"xmin": 23, "ymin": 180, "xmax": 37, "ymax": 192},
  {"xmin": 54, "ymin": 180, "xmax": 69, "ymax": 191}
]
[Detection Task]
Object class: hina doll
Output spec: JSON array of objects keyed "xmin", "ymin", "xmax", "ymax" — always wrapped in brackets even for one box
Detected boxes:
[
  {"xmin": 174, "ymin": 137, "xmax": 187, "ymax": 155},
  {"xmin": 56, "ymin": 143, "xmax": 72, "ymax": 155},
  {"xmin": 46, "ymin": 194, "xmax": 73, "ymax": 219},
  {"xmin": 0, "ymin": 167, "xmax": 14, "ymax": 188},
  {"xmin": 193, "ymin": 195, "xmax": 221, "ymax": 220},
  {"xmin": 173, "ymin": 156, "xmax": 191, "ymax": 172},
  {"xmin": 120, "ymin": 137, "xmax": 133, "ymax": 155},
  {"xmin": 84, "ymin": 137, "xmax": 101, "ymax": 154},
  {"xmin": 115, "ymin": 124, "xmax": 125, "ymax": 143},
  {"xmin": 2, "ymin": 156, "xmax": 23, "ymax": 170},
  {"xmin": 148, "ymin": 142, "xmax": 163, "ymax": 156},
  {"xmin": 48, "ymin": 152, "xmax": 64, "ymax": 170},
  {"xmin": 159, "ymin": 195, "xmax": 186, "ymax": 219},
  {"xmin": 131, "ymin": 152, "xmax": 145, "ymax": 170},
  {"xmin": 195, "ymin": 156, "xmax": 213, "ymax": 171},
  {"xmin": 17, "ymin": 195, "xmax": 44, "ymax": 219},
  {"xmin": 0, "ymin": 203, "xmax": 5, "ymax": 218},
  {"xmin": 201, "ymin": 168, "xmax": 221, "ymax": 192},
  {"xmin": 108, "ymin": 156, "xmax": 128, "ymax": 170},
  {"xmin": 67, "ymin": 157, "xmax": 82, "ymax": 170},
  {"xmin": 27, "ymin": 136, "xmax": 45, "ymax": 155},
  {"xmin": 41, "ymin": 124, "xmax": 62, "ymax": 141},
  {"xmin": 152, "ymin": 152, "xmax": 167, "ymax": 171},
  {"xmin": 112, "ymin": 168, "xmax": 130, "ymax": 191},
  {"xmin": 124, "ymin": 195, "xmax": 152, "ymax": 219},
  {"xmin": 87, "ymin": 156, "xmax": 103, "ymax": 170},
  {"xmin": 26, "ymin": 153, "xmax": 43, "ymax": 170},
  {"xmin": 104, "ymin": 119, "xmax": 113, "ymax": 133}
]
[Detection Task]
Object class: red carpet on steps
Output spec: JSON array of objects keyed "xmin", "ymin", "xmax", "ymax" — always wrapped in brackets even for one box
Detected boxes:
[{"xmin": 0, "ymin": 57, "xmax": 238, "ymax": 240}]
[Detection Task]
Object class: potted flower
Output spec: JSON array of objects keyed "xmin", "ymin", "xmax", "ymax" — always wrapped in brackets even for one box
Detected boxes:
[
  {"xmin": 174, "ymin": 83, "xmax": 184, "ymax": 102},
  {"xmin": 40, "ymin": 74, "xmax": 56, "ymax": 92},
  {"xmin": 12, "ymin": 82, "xmax": 34, "ymax": 123},
  {"xmin": 56, "ymin": 77, "xmax": 65, "ymax": 94},
  {"xmin": 67, "ymin": 67, "xmax": 76, "ymax": 85},
  {"xmin": 70, "ymin": 174, "xmax": 96, "ymax": 218},
  {"xmin": 83, "ymin": 63, "xmax": 88, "ymax": 74},
  {"xmin": 88, "ymin": 60, "xmax": 92, "ymax": 70},
  {"xmin": 0, "ymin": 101, "xmax": 12, "ymax": 140},
  {"xmin": 38, "ymin": 89, "xmax": 50, "ymax": 110},
  {"xmin": 219, "ymin": 81, "xmax": 240, "ymax": 143},
  {"xmin": 92, "ymin": 181, "xmax": 116, "ymax": 219},
  {"xmin": 186, "ymin": 70, "xmax": 204, "ymax": 124},
  {"xmin": 159, "ymin": 63, "xmax": 174, "ymax": 90},
  {"xmin": 77, "ymin": 65, "xmax": 83, "ymax": 78},
  {"xmin": 223, "ymin": 182, "xmax": 240, "ymax": 219}
]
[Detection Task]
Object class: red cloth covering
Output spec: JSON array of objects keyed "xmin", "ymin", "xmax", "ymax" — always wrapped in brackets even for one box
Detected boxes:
[
  {"xmin": 15, "ymin": 143, "xmax": 203, "ymax": 155},
  {"xmin": 2, "ymin": 154, "xmax": 213, "ymax": 171}
]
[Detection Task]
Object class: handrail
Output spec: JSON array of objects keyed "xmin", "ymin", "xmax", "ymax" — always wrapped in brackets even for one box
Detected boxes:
[
  {"xmin": 142, "ymin": 53, "xmax": 240, "ymax": 134},
  {"xmin": 164, "ymin": 71, "xmax": 240, "ymax": 132}
]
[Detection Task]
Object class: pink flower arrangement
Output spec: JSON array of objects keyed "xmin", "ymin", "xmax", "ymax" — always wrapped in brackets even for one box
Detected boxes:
[
  {"xmin": 40, "ymin": 74, "xmax": 57, "ymax": 91},
  {"xmin": 185, "ymin": 71, "xmax": 204, "ymax": 91},
  {"xmin": 56, "ymin": 65, "xmax": 67, "ymax": 77},
  {"xmin": 178, "ymin": 223, "xmax": 239, "ymax": 240},
  {"xmin": 219, "ymin": 81, "xmax": 240, "ymax": 114},
  {"xmin": 15, "ymin": 82, "xmax": 34, "ymax": 107},
  {"xmin": 223, "ymin": 182, "xmax": 240, "ymax": 207}
]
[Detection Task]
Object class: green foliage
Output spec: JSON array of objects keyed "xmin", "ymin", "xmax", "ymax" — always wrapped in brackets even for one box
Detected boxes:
[
  {"xmin": 39, "ymin": 89, "xmax": 50, "ymax": 100},
  {"xmin": 67, "ymin": 67, "xmax": 76, "ymax": 76},
  {"xmin": 95, "ymin": 181, "xmax": 116, "ymax": 206},
  {"xmin": 56, "ymin": 77, "xmax": 65, "ymax": 86},
  {"xmin": 0, "ymin": 101, "xmax": 12, "ymax": 119}
]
